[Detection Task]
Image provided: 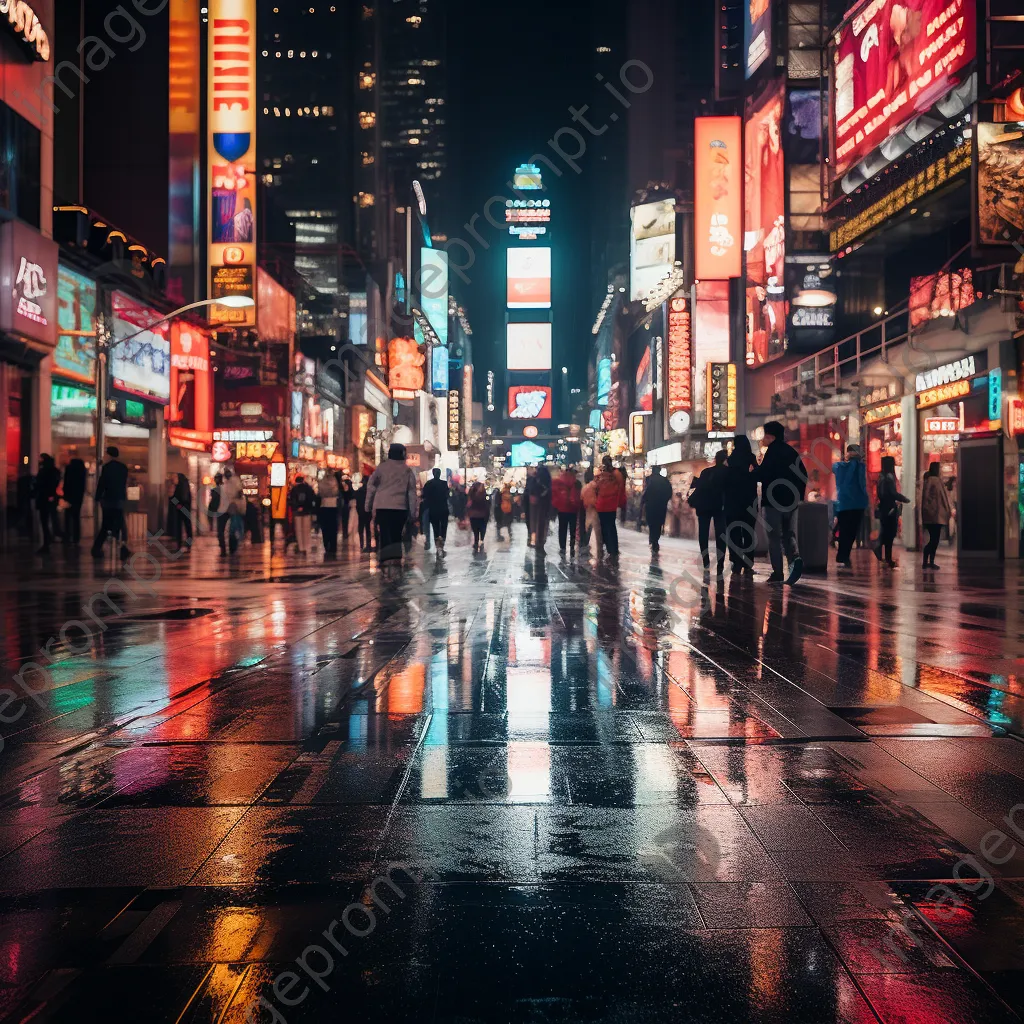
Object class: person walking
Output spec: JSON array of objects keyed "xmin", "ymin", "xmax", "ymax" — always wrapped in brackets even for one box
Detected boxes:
[
  {"xmin": 421, "ymin": 468, "xmax": 451, "ymax": 556},
  {"xmin": 34, "ymin": 454, "xmax": 60, "ymax": 554},
  {"xmin": 451, "ymin": 482, "xmax": 468, "ymax": 523},
  {"xmin": 494, "ymin": 482, "xmax": 514, "ymax": 540},
  {"xmin": 168, "ymin": 472, "xmax": 193, "ymax": 550},
  {"xmin": 221, "ymin": 469, "xmax": 246, "ymax": 555},
  {"xmin": 757, "ymin": 421, "xmax": 806, "ymax": 585},
  {"xmin": 466, "ymin": 480, "xmax": 490, "ymax": 552},
  {"xmin": 594, "ymin": 456, "xmax": 626, "ymax": 559},
  {"xmin": 874, "ymin": 455, "xmax": 909, "ymax": 567},
  {"xmin": 91, "ymin": 447, "xmax": 131, "ymax": 560},
  {"xmin": 688, "ymin": 451, "xmax": 729, "ymax": 574},
  {"xmin": 62, "ymin": 456, "xmax": 87, "ymax": 547},
  {"xmin": 832, "ymin": 443, "xmax": 868, "ymax": 570},
  {"xmin": 354, "ymin": 478, "xmax": 373, "ymax": 552},
  {"xmin": 318, "ymin": 471, "xmax": 340, "ymax": 558},
  {"xmin": 339, "ymin": 477, "xmax": 356, "ymax": 547},
  {"xmin": 920, "ymin": 462, "xmax": 952, "ymax": 569},
  {"xmin": 366, "ymin": 443, "xmax": 418, "ymax": 566},
  {"xmin": 552, "ymin": 464, "xmax": 582, "ymax": 558},
  {"xmin": 640, "ymin": 466, "xmax": 673, "ymax": 556},
  {"xmin": 289, "ymin": 474, "xmax": 317, "ymax": 555},
  {"xmin": 533, "ymin": 465, "xmax": 553, "ymax": 552},
  {"xmin": 724, "ymin": 436, "xmax": 758, "ymax": 574},
  {"xmin": 580, "ymin": 468, "xmax": 598, "ymax": 556}
]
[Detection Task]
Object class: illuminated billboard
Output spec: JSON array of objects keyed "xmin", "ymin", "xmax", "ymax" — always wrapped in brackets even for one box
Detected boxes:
[
  {"xmin": 630, "ymin": 199, "xmax": 676, "ymax": 301},
  {"xmin": 909, "ymin": 269, "xmax": 975, "ymax": 328},
  {"xmin": 745, "ymin": 82, "xmax": 787, "ymax": 366},
  {"xmin": 694, "ymin": 117, "xmax": 742, "ymax": 280},
  {"xmin": 666, "ymin": 295, "xmax": 691, "ymax": 430},
  {"xmin": 507, "ymin": 247, "xmax": 551, "ymax": 308},
  {"xmin": 55, "ymin": 266, "xmax": 96, "ymax": 385},
  {"xmin": 508, "ymin": 386, "xmax": 553, "ymax": 420},
  {"xmin": 208, "ymin": 0, "xmax": 257, "ymax": 325},
  {"xmin": 830, "ymin": 0, "xmax": 975, "ymax": 183},
  {"xmin": 634, "ymin": 347, "xmax": 653, "ymax": 412},
  {"xmin": 511, "ymin": 439, "xmax": 546, "ymax": 466},
  {"xmin": 432, "ymin": 345, "xmax": 450, "ymax": 393},
  {"xmin": 694, "ymin": 281, "xmax": 731, "ymax": 416},
  {"xmin": 506, "ymin": 322, "xmax": 552, "ymax": 371},
  {"xmin": 745, "ymin": 0, "xmax": 771, "ymax": 78},
  {"xmin": 418, "ymin": 248, "xmax": 449, "ymax": 344},
  {"xmin": 110, "ymin": 292, "xmax": 171, "ymax": 404},
  {"xmin": 977, "ymin": 124, "xmax": 1024, "ymax": 246}
]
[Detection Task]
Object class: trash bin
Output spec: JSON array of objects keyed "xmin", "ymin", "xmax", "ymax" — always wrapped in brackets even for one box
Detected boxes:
[{"xmin": 796, "ymin": 500, "xmax": 831, "ymax": 572}]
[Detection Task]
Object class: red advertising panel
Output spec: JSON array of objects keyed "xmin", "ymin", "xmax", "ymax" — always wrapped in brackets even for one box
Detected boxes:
[
  {"xmin": 635, "ymin": 347, "xmax": 653, "ymax": 412},
  {"xmin": 909, "ymin": 267, "xmax": 975, "ymax": 327},
  {"xmin": 745, "ymin": 82, "xmax": 787, "ymax": 366},
  {"xmin": 169, "ymin": 322, "xmax": 212, "ymax": 446},
  {"xmin": 694, "ymin": 116, "xmax": 742, "ymax": 280},
  {"xmin": 830, "ymin": 0, "xmax": 975, "ymax": 182},
  {"xmin": 667, "ymin": 295, "xmax": 692, "ymax": 424},
  {"xmin": 508, "ymin": 386, "xmax": 552, "ymax": 420}
]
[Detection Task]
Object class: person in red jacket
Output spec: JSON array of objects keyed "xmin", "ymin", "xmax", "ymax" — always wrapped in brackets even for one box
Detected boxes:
[
  {"xmin": 551, "ymin": 464, "xmax": 583, "ymax": 558},
  {"xmin": 594, "ymin": 456, "xmax": 627, "ymax": 557}
]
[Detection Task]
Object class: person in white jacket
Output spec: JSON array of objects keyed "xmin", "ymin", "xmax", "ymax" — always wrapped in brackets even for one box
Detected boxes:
[
  {"xmin": 220, "ymin": 468, "xmax": 245, "ymax": 555},
  {"xmin": 365, "ymin": 443, "xmax": 418, "ymax": 564}
]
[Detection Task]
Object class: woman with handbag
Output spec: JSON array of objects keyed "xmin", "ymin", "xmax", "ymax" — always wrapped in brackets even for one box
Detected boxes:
[{"xmin": 873, "ymin": 456, "xmax": 909, "ymax": 567}]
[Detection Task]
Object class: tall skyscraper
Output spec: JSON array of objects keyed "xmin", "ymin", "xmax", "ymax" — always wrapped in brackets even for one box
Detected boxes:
[{"xmin": 257, "ymin": 1, "xmax": 353, "ymax": 341}]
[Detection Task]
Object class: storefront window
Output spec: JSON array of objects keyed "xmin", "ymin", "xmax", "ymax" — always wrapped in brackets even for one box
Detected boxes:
[{"xmin": 0, "ymin": 101, "xmax": 41, "ymax": 228}]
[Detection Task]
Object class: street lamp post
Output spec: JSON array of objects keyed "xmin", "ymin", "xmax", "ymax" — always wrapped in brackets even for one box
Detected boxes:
[{"xmin": 94, "ymin": 295, "xmax": 254, "ymax": 468}]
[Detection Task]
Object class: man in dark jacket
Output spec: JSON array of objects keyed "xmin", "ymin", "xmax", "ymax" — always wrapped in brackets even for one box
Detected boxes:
[
  {"xmin": 757, "ymin": 421, "xmax": 805, "ymax": 584},
  {"xmin": 62, "ymin": 456, "xmax": 87, "ymax": 546},
  {"xmin": 687, "ymin": 450, "xmax": 728, "ymax": 573},
  {"xmin": 640, "ymin": 467, "xmax": 673, "ymax": 554},
  {"xmin": 34, "ymin": 454, "xmax": 61, "ymax": 554},
  {"xmin": 420, "ymin": 468, "xmax": 451, "ymax": 554},
  {"xmin": 91, "ymin": 446, "xmax": 131, "ymax": 560},
  {"xmin": 289, "ymin": 475, "xmax": 317, "ymax": 554}
]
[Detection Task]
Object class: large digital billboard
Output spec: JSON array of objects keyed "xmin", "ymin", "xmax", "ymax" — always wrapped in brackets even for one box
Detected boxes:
[
  {"xmin": 830, "ymin": 0, "xmax": 975, "ymax": 183},
  {"xmin": 208, "ymin": 0, "xmax": 257, "ymax": 325},
  {"xmin": 745, "ymin": 0, "xmax": 771, "ymax": 78},
  {"xmin": 506, "ymin": 322, "xmax": 552, "ymax": 371},
  {"xmin": 977, "ymin": 124, "xmax": 1024, "ymax": 246},
  {"xmin": 508, "ymin": 386, "xmax": 553, "ymax": 420},
  {"xmin": 694, "ymin": 117, "xmax": 742, "ymax": 280},
  {"xmin": 110, "ymin": 292, "xmax": 171, "ymax": 404},
  {"xmin": 744, "ymin": 83, "xmax": 787, "ymax": 366},
  {"xmin": 630, "ymin": 199, "xmax": 676, "ymax": 301},
  {"xmin": 506, "ymin": 247, "xmax": 551, "ymax": 308},
  {"xmin": 418, "ymin": 248, "xmax": 449, "ymax": 344},
  {"xmin": 55, "ymin": 265, "xmax": 96, "ymax": 385}
]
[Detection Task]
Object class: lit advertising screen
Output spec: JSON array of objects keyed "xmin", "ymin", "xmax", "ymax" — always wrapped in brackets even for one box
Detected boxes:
[
  {"xmin": 694, "ymin": 117, "xmax": 742, "ymax": 280},
  {"xmin": 667, "ymin": 295, "xmax": 691, "ymax": 424},
  {"xmin": 506, "ymin": 322, "xmax": 552, "ymax": 371},
  {"xmin": 977, "ymin": 124, "xmax": 1024, "ymax": 245},
  {"xmin": 418, "ymin": 248, "xmax": 449, "ymax": 344},
  {"xmin": 208, "ymin": 0, "xmax": 257, "ymax": 326},
  {"xmin": 507, "ymin": 247, "xmax": 551, "ymax": 308},
  {"xmin": 55, "ymin": 265, "xmax": 96, "ymax": 384},
  {"xmin": 432, "ymin": 345, "xmax": 450, "ymax": 393},
  {"xmin": 634, "ymin": 347, "xmax": 653, "ymax": 412},
  {"xmin": 909, "ymin": 268, "xmax": 975, "ymax": 327},
  {"xmin": 830, "ymin": 0, "xmax": 975, "ymax": 183},
  {"xmin": 110, "ymin": 292, "xmax": 171, "ymax": 403},
  {"xmin": 508, "ymin": 386, "xmax": 553, "ymax": 420},
  {"xmin": 694, "ymin": 280, "xmax": 731, "ymax": 416},
  {"xmin": 745, "ymin": 0, "xmax": 771, "ymax": 78},
  {"xmin": 629, "ymin": 199, "xmax": 676, "ymax": 301},
  {"xmin": 744, "ymin": 83, "xmax": 787, "ymax": 366}
]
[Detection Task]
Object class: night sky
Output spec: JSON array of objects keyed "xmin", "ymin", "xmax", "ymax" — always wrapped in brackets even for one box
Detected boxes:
[{"xmin": 446, "ymin": 0, "xmax": 603, "ymax": 421}]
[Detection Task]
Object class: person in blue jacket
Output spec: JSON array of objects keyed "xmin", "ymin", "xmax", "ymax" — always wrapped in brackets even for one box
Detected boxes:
[{"xmin": 832, "ymin": 443, "xmax": 868, "ymax": 569}]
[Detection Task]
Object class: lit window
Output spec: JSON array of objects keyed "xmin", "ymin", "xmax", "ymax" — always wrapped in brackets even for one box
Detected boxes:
[
  {"xmin": 409, "ymin": 137, "xmax": 420, "ymax": 145},
  {"xmin": 361, "ymin": 151, "xmax": 375, "ymax": 165},
  {"xmin": 406, "ymin": 14, "xmax": 421, "ymax": 25},
  {"xmin": 287, "ymin": 49, "xmax": 294, "ymax": 58},
  {"xmin": 358, "ymin": 111, "xmax": 375, "ymax": 128},
  {"xmin": 596, "ymin": 45, "xmax": 611, "ymax": 53},
  {"xmin": 359, "ymin": 71, "xmax": 376, "ymax": 89},
  {"xmin": 358, "ymin": 192, "xmax": 375, "ymax": 208}
]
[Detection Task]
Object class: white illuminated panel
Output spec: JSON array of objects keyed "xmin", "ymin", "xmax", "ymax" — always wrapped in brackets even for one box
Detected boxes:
[{"xmin": 506, "ymin": 322, "xmax": 552, "ymax": 371}]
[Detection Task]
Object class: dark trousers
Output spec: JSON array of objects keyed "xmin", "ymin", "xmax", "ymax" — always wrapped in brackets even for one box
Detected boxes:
[
  {"xmin": 319, "ymin": 507, "xmax": 338, "ymax": 555},
  {"xmin": 647, "ymin": 512, "xmax": 666, "ymax": 550},
  {"xmin": 470, "ymin": 518, "xmax": 488, "ymax": 545},
  {"xmin": 764, "ymin": 505, "xmax": 799, "ymax": 577},
  {"xmin": 429, "ymin": 508, "xmax": 448, "ymax": 546},
  {"xmin": 91, "ymin": 508, "xmax": 126, "ymax": 555},
  {"xmin": 836, "ymin": 508, "xmax": 863, "ymax": 563},
  {"xmin": 37, "ymin": 507, "xmax": 52, "ymax": 549},
  {"xmin": 65, "ymin": 502, "xmax": 82, "ymax": 545},
  {"xmin": 376, "ymin": 509, "xmax": 408, "ymax": 561},
  {"xmin": 725, "ymin": 509, "xmax": 756, "ymax": 569},
  {"xmin": 340, "ymin": 504, "xmax": 351, "ymax": 539},
  {"xmin": 697, "ymin": 512, "xmax": 727, "ymax": 569},
  {"xmin": 358, "ymin": 512, "xmax": 372, "ymax": 550},
  {"xmin": 170, "ymin": 504, "xmax": 193, "ymax": 546},
  {"xmin": 923, "ymin": 523, "xmax": 943, "ymax": 564},
  {"xmin": 217, "ymin": 512, "xmax": 228, "ymax": 552},
  {"xmin": 557, "ymin": 511, "xmax": 578, "ymax": 552},
  {"xmin": 598, "ymin": 510, "xmax": 619, "ymax": 556},
  {"xmin": 878, "ymin": 514, "xmax": 899, "ymax": 561}
]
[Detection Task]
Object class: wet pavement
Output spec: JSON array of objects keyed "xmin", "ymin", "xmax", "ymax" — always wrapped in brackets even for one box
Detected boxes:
[{"xmin": 0, "ymin": 524, "xmax": 1023, "ymax": 1022}]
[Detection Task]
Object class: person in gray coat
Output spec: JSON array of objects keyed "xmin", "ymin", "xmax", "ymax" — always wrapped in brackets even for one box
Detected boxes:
[{"xmin": 366, "ymin": 443, "xmax": 418, "ymax": 563}]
